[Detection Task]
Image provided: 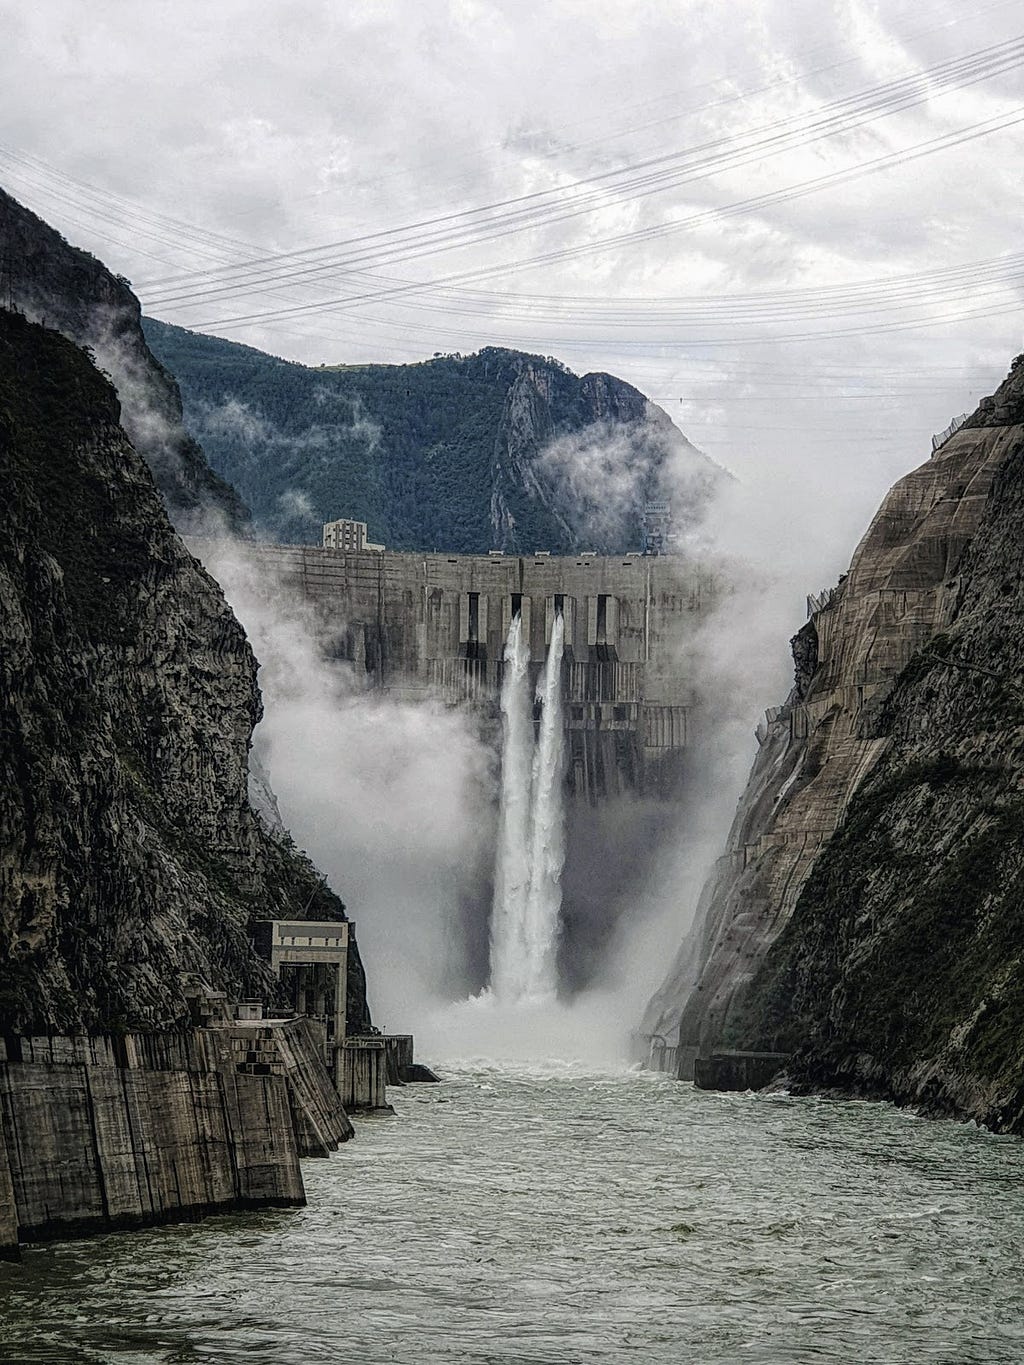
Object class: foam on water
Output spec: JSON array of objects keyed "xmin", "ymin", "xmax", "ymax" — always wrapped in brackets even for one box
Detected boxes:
[{"xmin": 5, "ymin": 1066, "xmax": 1024, "ymax": 1364}]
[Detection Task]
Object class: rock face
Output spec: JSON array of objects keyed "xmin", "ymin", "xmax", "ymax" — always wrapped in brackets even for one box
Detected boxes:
[
  {"xmin": 142, "ymin": 319, "xmax": 718, "ymax": 553},
  {"xmin": 0, "ymin": 188, "xmax": 248, "ymax": 532},
  {"xmin": 647, "ymin": 355, "xmax": 1024, "ymax": 1129},
  {"xmin": 0, "ymin": 309, "xmax": 369, "ymax": 1034}
]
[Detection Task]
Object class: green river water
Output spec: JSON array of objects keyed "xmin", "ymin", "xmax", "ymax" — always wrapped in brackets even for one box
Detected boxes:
[{"xmin": 1, "ymin": 1062, "xmax": 1022, "ymax": 1364}]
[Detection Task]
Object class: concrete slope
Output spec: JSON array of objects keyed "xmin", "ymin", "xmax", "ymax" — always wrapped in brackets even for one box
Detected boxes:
[{"xmin": 647, "ymin": 367, "xmax": 1020, "ymax": 1070}]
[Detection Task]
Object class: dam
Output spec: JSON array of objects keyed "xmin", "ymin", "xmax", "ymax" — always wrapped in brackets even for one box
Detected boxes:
[
  {"xmin": 192, "ymin": 536, "xmax": 724, "ymax": 995},
  {"xmin": 238, "ymin": 541, "xmax": 720, "ymax": 802}
]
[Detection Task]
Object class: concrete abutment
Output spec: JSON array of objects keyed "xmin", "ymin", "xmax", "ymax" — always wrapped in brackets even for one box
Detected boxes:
[{"xmin": 0, "ymin": 1019, "xmax": 366, "ymax": 1257}]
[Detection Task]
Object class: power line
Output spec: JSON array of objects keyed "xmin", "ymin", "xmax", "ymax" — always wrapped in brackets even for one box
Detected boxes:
[
  {"xmin": 138, "ymin": 36, "xmax": 1024, "ymax": 307},
  {"xmin": 179, "ymin": 104, "xmax": 1024, "ymax": 332}
]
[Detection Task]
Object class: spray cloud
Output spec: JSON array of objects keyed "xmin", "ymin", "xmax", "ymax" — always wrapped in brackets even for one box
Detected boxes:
[{"xmin": 196, "ymin": 539, "xmax": 496, "ymax": 1033}]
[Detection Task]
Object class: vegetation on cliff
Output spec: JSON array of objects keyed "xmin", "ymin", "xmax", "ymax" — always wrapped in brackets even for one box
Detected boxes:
[
  {"xmin": 0, "ymin": 310, "xmax": 369, "ymax": 1033},
  {"xmin": 142, "ymin": 318, "xmax": 715, "ymax": 553}
]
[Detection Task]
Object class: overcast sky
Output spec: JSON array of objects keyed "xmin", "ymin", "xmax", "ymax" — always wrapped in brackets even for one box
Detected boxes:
[{"xmin": 3, "ymin": 0, "xmax": 1023, "ymax": 609}]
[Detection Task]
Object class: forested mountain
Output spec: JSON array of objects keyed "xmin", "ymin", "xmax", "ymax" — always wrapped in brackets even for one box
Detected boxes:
[{"xmin": 143, "ymin": 318, "xmax": 717, "ymax": 553}]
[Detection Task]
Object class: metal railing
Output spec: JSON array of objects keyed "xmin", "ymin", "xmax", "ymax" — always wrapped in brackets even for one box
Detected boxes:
[
  {"xmin": 806, "ymin": 587, "xmax": 837, "ymax": 617},
  {"xmin": 931, "ymin": 412, "xmax": 968, "ymax": 452}
]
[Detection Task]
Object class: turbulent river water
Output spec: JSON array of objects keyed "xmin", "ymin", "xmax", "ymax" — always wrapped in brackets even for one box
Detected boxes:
[{"xmin": 3, "ymin": 1062, "xmax": 1024, "ymax": 1364}]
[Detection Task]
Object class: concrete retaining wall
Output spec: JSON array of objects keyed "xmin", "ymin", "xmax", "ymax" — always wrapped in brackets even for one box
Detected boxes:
[
  {"xmin": 693, "ymin": 1051, "xmax": 790, "ymax": 1092},
  {"xmin": 382, "ymin": 1034, "xmax": 441, "ymax": 1085},
  {"xmin": 383, "ymin": 1034, "xmax": 414, "ymax": 1084},
  {"xmin": 337, "ymin": 1037, "xmax": 390, "ymax": 1111},
  {"xmin": 0, "ymin": 1027, "xmax": 328, "ymax": 1258},
  {"xmin": 225, "ymin": 1017, "xmax": 354, "ymax": 1154},
  {"xmin": 0, "ymin": 1120, "xmax": 17, "ymax": 1260}
]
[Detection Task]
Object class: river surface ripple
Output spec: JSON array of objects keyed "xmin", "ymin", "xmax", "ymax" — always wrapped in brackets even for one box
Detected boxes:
[{"xmin": 2, "ymin": 1062, "xmax": 1023, "ymax": 1364}]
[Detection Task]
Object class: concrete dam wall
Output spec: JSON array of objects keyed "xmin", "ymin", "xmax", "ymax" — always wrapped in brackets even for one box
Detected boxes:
[
  {"xmin": 194, "ymin": 541, "xmax": 723, "ymax": 993},
  {"xmin": 238, "ymin": 544, "xmax": 719, "ymax": 802},
  {"xmin": 0, "ymin": 1018, "xmax": 350, "ymax": 1259}
]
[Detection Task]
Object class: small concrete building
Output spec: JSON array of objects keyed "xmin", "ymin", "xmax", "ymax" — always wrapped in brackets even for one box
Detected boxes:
[
  {"xmin": 253, "ymin": 919, "xmax": 349, "ymax": 1043},
  {"xmin": 322, "ymin": 517, "xmax": 385, "ymax": 553},
  {"xmin": 641, "ymin": 500, "xmax": 677, "ymax": 555},
  {"xmin": 253, "ymin": 919, "xmax": 396, "ymax": 1110}
]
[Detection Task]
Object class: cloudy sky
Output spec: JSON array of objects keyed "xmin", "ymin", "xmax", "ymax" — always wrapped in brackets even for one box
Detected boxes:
[{"xmin": 3, "ymin": 0, "xmax": 1023, "ymax": 602}]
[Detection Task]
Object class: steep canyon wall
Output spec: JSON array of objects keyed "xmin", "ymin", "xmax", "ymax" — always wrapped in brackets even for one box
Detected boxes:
[
  {"xmin": 0, "ymin": 187, "xmax": 247, "ymax": 531},
  {"xmin": 0, "ymin": 310, "xmax": 369, "ymax": 1036},
  {"xmin": 649, "ymin": 356, "xmax": 1024, "ymax": 1130}
]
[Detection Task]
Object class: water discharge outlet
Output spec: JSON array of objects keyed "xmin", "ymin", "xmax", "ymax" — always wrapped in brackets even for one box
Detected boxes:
[{"xmin": 488, "ymin": 611, "xmax": 566, "ymax": 1002}]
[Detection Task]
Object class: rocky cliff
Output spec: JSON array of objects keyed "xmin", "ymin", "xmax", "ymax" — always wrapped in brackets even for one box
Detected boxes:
[
  {"xmin": 648, "ymin": 355, "xmax": 1024, "ymax": 1130},
  {"xmin": 0, "ymin": 308, "xmax": 369, "ymax": 1033},
  {"xmin": 142, "ymin": 319, "xmax": 718, "ymax": 553},
  {"xmin": 0, "ymin": 188, "xmax": 248, "ymax": 532}
]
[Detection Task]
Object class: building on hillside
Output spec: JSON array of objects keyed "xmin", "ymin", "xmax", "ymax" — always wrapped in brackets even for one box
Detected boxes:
[
  {"xmin": 641, "ymin": 501, "xmax": 677, "ymax": 555},
  {"xmin": 323, "ymin": 517, "xmax": 385, "ymax": 553}
]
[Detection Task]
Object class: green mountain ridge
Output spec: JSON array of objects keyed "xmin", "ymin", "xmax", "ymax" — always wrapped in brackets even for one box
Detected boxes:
[{"xmin": 142, "ymin": 317, "xmax": 719, "ymax": 553}]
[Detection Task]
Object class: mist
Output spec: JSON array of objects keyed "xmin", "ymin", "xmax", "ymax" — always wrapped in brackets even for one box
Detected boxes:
[
  {"xmin": 188, "ymin": 392, "xmax": 385, "ymax": 542},
  {"xmin": 196, "ymin": 540, "xmax": 496, "ymax": 1033},
  {"xmin": 534, "ymin": 408, "xmax": 720, "ymax": 552}
]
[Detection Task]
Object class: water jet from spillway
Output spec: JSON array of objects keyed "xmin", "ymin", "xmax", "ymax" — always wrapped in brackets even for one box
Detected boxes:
[
  {"xmin": 488, "ymin": 613, "xmax": 534, "ymax": 1000},
  {"xmin": 523, "ymin": 612, "xmax": 565, "ymax": 1001},
  {"xmin": 487, "ymin": 612, "xmax": 566, "ymax": 1003}
]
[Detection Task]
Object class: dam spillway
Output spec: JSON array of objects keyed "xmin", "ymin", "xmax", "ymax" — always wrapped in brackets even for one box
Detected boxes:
[
  {"xmin": 224, "ymin": 542, "xmax": 719, "ymax": 803},
  {"xmin": 194, "ymin": 540, "xmax": 723, "ymax": 994}
]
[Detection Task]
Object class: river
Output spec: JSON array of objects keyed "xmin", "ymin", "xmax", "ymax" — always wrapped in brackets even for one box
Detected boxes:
[{"xmin": 2, "ymin": 1062, "xmax": 1023, "ymax": 1364}]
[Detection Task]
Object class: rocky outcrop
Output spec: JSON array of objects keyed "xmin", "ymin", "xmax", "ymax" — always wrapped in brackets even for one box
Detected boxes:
[
  {"xmin": 0, "ymin": 309, "xmax": 370, "ymax": 1034},
  {"xmin": 0, "ymin": 187, "xmax": 248, "ymax": 532},
  {"xmin": 647, "ymin": 357, "xmax": 1024, "ymax": 1125},
  {"xmin": 488, "ymin": 353, "xmax": 715, "ymax": 554}
]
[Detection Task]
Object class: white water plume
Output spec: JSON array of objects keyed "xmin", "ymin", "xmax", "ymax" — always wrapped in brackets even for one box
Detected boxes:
[
  {"xmin": 522, "ymin": 612, "xmax": 565, "ymax": 1001},
  {"xmin": 487, "ymin": 612, "xmax": 566, "ymax": 1004},
  {"xmin": 488, "ymin": 613, "xmax": 534, "ymax": 1000}
]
